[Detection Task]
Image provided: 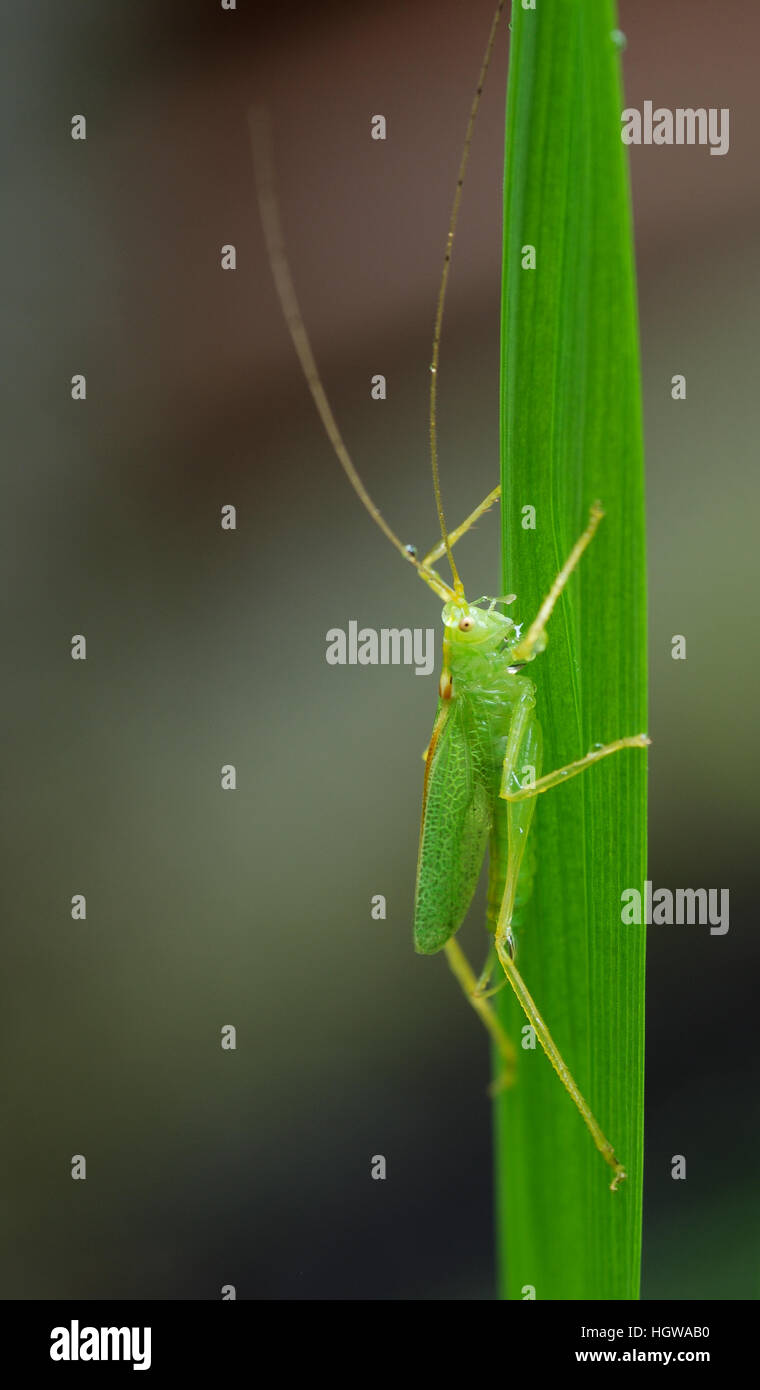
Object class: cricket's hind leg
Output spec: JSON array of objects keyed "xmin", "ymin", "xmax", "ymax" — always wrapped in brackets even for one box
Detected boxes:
[
  {"xmin": 492, "ymin": 932, "xmax": 627, "ymax": 1191},
  {"xmin": 490, "ymin": 686, "xmax": 542, "ymax": 962},
  {"xmin": 444, "ymin": 938, "xmax": 516, "ymax": 1093},
  {"xmin": 492, "ymin": 689, "xmax": 638, "ymax": 1191}
]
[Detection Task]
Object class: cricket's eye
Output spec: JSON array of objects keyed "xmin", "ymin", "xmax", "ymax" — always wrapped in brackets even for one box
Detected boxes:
[{"xmin": 458, "ymin": 615, "xmax": 475, "ymax": 632}]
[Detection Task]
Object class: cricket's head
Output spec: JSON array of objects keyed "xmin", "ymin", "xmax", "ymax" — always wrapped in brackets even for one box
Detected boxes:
[{"xmin": 441, "ymin": 596, "xmax": 518, "ymax": 654}]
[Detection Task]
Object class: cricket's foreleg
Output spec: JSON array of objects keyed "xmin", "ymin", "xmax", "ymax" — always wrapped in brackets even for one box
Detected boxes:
[
  {"xmin": 501, "ymin": 733, "xmax": 650, "ymax": 803},
  {"xmin": 444, "ymin": 938, "xmax": 516, "ymax": 1093},
  {"xmin": 421, "ymin": 486, "xmax": 501, "ymax": 569},
  {"xmin": 510, "ymin": 501, "xmax": 603, "ymax": 665}
]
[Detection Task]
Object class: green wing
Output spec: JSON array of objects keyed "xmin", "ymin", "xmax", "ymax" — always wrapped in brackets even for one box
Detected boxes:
[{"xmin": 414, "ymin": 697, "xmax": 493, "ymax": 956}]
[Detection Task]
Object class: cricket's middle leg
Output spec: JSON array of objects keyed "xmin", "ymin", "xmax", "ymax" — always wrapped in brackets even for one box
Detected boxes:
[{"xmin": 501, "ymin": 734, "xmax": 650, "ymax": 803}]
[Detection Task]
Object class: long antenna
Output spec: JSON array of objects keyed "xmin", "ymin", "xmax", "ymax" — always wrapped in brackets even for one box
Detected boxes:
[
  {"xmin": 429, "ymin": 1, "xmax": 505, "ymax": 595},
  {"xmin": 250, "ymin": 110, "xmax": 453, "ymax": 601}
]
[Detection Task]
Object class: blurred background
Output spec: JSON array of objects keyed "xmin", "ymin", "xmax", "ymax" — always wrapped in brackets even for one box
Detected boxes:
[{"xmin": 1, "ymin": 0, "xmax": 757, "ymax": 1299}]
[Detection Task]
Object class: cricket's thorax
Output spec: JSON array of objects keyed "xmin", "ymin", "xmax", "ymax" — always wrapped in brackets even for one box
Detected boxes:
[{"xmin": 441, "ymin": 598, "xmax": 532, "ymax": 748}]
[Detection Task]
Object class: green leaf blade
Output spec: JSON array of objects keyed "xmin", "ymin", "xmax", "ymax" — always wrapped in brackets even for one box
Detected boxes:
[{"xmin": 495, "ymin": 0, "xmax": 647, "ymax": 1301}]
